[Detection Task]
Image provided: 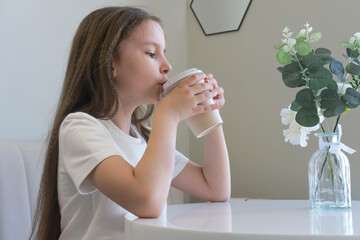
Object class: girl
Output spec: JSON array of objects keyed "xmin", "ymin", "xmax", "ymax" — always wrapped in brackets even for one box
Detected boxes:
[{"xmin": 31, "ymin": 6, "xmax": 230, "ymax": 240}]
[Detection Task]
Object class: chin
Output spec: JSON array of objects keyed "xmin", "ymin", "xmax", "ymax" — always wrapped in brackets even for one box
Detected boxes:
[{"xmin": 146, "ymin": 97, "xmax": 160, "ymax": 105}]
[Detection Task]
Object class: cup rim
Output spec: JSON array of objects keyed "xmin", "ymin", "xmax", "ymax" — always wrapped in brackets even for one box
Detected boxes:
[{"xmin": 162, "ymin": 68, "xmax": 203, "ymax": 96}]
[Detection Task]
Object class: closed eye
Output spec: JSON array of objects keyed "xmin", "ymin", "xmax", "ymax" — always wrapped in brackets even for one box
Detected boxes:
[{"xmin": 146, "ymin": 52, "xmax": 156, "ymax": 58}]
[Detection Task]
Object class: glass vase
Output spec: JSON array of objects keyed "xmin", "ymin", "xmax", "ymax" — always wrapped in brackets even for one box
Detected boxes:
[{"xmin": 308, "ymin": 132, "xmax": 351, "ymax": 209}]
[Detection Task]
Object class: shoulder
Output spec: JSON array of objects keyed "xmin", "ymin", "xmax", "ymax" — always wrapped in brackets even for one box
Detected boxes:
[
  {"xmin": 62, "ymin": 112, "xmax": 100, "ymax": 125},
  {"xmin": 59, "ymin": 112, "xmax": 111, "ymax": 140},
  {"xmin": 61, "ymin": 112, "xmax": 104, "ymax": 130}
]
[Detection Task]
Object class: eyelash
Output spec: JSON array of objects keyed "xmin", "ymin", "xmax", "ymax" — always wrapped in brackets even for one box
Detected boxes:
[{"xmin": 146, "ymin": 52, "xmax": 156, "ymax": 58}]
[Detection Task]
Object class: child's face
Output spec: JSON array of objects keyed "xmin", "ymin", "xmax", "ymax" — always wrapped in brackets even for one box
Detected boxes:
[{"xmin": 113, "ymin": 19, "xmax": 172, "ymax": 106}]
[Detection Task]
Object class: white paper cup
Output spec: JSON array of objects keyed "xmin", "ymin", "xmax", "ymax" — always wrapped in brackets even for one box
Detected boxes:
[{"xmin": 161, "ymin": 68, "xmax": 223, "ymax": 138}]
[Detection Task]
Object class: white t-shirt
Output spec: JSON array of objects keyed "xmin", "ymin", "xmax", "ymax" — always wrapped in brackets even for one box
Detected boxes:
[{"xmin": 58, "ymin": 112, "xmax": 189, "ymax": 240}]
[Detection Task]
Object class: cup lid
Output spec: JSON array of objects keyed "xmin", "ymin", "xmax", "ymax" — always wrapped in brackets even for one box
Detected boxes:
[{"xmin": 162, "ymin": 68, "xmax": 203, "ymax": 97}]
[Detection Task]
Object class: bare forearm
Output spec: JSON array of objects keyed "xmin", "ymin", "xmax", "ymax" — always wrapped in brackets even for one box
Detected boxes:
[
  {"xmin": 133, "ymin": 107, "xmax": 178, "ymax": 209},
  {"xmin": 203, "ymin": 126, "xmax": 231, "ymax": 200}
]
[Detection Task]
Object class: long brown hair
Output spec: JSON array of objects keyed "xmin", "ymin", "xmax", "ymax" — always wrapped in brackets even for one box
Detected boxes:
[{"xmin": 30, "ymin": 7, "xmax": 160, "ymax": 240}]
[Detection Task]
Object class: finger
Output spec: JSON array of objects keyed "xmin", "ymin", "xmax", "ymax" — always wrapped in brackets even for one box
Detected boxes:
[
  {"xmin": 205, "ymin": 74, "xmax": 218, "ymax": 88},
  {"xmin": 212, "ymin": 87, "xmax": 224, "ymax": 99},
  {"xmin": 193, "ymin": 103, "xmax": 218, "ymax": 114},
  {"xmin": 205, "ymin": 73, "xmax": 213, "ymax": 79},
  {"xmin": 214, "ymin": 97, "xmax": 225, "ymax": 108},
  {"xmin": 194, "ymin": 89, "xmax": 217, "ymax": 104},
  {"xmin": 191, "ymin": 82, "xmax": 213, "ymax": 95},
  {"xmin": 181, "ymin": 72, "xmax": 207, "ymax": 87}
]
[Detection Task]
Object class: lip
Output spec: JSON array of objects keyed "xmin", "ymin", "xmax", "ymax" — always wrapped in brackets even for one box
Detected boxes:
[
  {"xmin": 160, "ymin": 79, "xmax": 168, "ymax": 85},
  {"xmin": 159, "ymin": 79, "xmax": 168, "ymax": 90}
]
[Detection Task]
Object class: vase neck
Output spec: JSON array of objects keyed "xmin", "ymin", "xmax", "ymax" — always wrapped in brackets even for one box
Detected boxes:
[{"xmin": 315, "ymin": 133, "xmax": 339, "ymax": 150}]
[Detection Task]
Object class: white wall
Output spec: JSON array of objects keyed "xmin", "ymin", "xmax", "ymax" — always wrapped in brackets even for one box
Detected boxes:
[
  {"xmin": 0, "ymin": 0, "xmax": 189, "ymax": 205},
  {"xmin": 2, "ymin": 0, "xmax": 360, "ymax": 203},
  {"xmin": 187, "ymin": 0, "xmax": 360, "ymax": 201},
  {"xmin": 0, "ymin": 0, "xmax": 189, "ymax": 154}
]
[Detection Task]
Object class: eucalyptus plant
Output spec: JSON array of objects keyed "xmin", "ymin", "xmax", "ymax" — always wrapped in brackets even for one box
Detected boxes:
[{"xmin": 275, "ymin": 23, "xmax": 360, "ymax": 146}]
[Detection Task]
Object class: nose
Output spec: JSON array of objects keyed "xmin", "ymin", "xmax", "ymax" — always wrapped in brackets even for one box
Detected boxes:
[{"xmin": 161, "ymin": 57, "xmax": 172, "ymax": 74}]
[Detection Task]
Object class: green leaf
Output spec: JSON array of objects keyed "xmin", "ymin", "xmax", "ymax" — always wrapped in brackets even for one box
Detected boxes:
[
  {"xmin": 300, "ymin": 54, "xmax": 323, "ymax": 68},
  {"xmin": 314, "ymin": 48, "xmax": 334, "ymax": 65},
  {"xmin": 320, "ymin": 89, "xmax": 341, "ymax": 108},
  {"xmin": 295, "ymin": 41, "xmax": 311, "ymax": 56},
  {"xmin": 315, "ymin": 48, "xmax": 331, "ymax": 55},
  {"xmin": 319, "ymin": 55, "xmax": 335, "ymax": 65},
  {"xmin": 296, "ymin": 36, "xmax": 306, "ymax": 42},
  {"xmin": 274, "ymin": 43, "xmax": 286, "ymax": 50},
  {"xmin": 281, "ymin": 63, "xmax": 306, "ymax": 88},
  {"xmin": 290, "ymin": 100, "xmax": 301, "ymax": 111},
  {"xmin": 330, "ymin": 60, "xmax": 346, "ymax": 82},
  {"xmin": 295, "ymin": 106, "xmax": 319, "ymax": 127},
  {"xmin": 320, "ymin": 89, "xmax": 346, "ymax": 117},
  {"xmin": 341, "ymin": 87, "xmax": 360, "ymax": 109},
  {"xmin": 346, "ymin": 59, "xmax": 360, "ymax": 75},
  {"xmin": 277, "ymin": 66, "xmax": 285, "ymax": 73},
  {"xmin": 309, "ymin": 32, "xmax": 322, "ymax": 43},
  {"xmin": 276, "ymin": 49, "xmax": 292, "ymax": 65},
  {"xmin": 308, "ymin": 66, "xmax": 332, "ymax": 90},
  {"xmin": 339, "ymin": 41, "xmax": 354, "ymax": 49},
  {"xmin": 327, "ymin": 79, "xmax": 339, "ymax": 91},
  {"xmin": 296, "ymin": 89, "xmax": 315, "ymax": 107},
  {"xmin": 323, "ymin": 103, "xmax": 346, "ymax": 117},
  {"xmin": 346, "ymin": 48, "xmax": 360, "ymax": 58}
]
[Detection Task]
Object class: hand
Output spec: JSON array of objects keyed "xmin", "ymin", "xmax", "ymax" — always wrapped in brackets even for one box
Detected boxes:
[
  {"xmin": 205, "ymin": 73, "xmax": 225, "ymax": 109},
  {"xmin": 157, "ymin": 72, "xmax": 217, "ymax": 122}
]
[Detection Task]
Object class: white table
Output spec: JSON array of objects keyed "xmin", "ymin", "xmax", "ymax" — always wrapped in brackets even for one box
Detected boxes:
[{"xmin": 124, "ymin": 200, "xmax": 360, "ymax": 240}]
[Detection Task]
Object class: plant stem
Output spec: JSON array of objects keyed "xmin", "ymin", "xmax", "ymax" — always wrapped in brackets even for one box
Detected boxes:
[
  {"xmin": 326, "ymin": 151, "xmax": 336, "ymax": 203},
  {"xmin": 320, "ymin": 123, "xmax": 326, "ymax": 133},
  {"xmin": 293, "ymin": 52, "xmax": 310, "ymax": 83},
  {"xmin": 333, "ymin": 115, "xmax": 341, "ymax": 132}
]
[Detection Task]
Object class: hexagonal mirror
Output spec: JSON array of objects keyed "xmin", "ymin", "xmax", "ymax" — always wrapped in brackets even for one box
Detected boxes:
[{"xmin": 190, "ymin": 0, "xmax": 252, "ymax": 36}]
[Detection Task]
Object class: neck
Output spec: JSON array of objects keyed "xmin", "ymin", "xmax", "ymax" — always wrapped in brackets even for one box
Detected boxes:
[{"xmin": 110, "ymin": 102, "xmax": 137, "ymax": 135}]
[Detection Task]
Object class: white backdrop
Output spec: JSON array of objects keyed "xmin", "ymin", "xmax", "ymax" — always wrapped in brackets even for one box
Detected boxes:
[{"xmin": 0, "ymin": 0, "xmax": 189, "ymax": 143}]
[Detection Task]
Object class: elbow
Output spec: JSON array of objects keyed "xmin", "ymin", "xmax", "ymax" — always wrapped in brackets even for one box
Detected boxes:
[
  {"xmin": 209, "ymin": 194, "xmax": 230, "ymax": 202},
  {"xmin": 136, "ymin": 205, "xmax": 163, "ymax": 218},
  {"xmin": 132, "ymin": 192, "xmax": 165, "ymax": 218},
  {"xmin": 208, "ymin": 189, "xmax": 231, "ymax": 202}
]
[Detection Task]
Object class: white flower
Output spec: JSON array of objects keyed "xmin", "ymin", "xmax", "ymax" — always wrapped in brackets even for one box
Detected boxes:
[
  {"xmin": 337, "ymin": 83, "xmax": 352, "ymax": 95},
  {"xmin": 318, "ymin": 109, "xmax": 325, "ymax": 124},
  {"xmin": 354, "ymin": 32, "xmax": 360, "ymax": 40},
  {"xmin": 283, "ymin": 45, "xmax": 291, "ymax": 52},
  {"xmin": 299, "ymin": 29, "xmax": 306, "ymax": 35},
  {"xmin": 283, "ymin": 32, "xmax": 293, "ymax": 38},
  {"xmin": 287, "ymin": 38, "xmax": 296, "ymax": 47},
  {"xmin": 283, "ymin": 121, "xmax": 319, "ymax": 147},
  {"xmin": 283, "ymin": 26, "xmax": 289, "ymax": 34},
  {"xmin": 349, "ymin": 37, "xmax": 356, "ymax": 44},
  {"xmin": 280, "ymin": 107, "xmax": 296, "ymax": 125},
  {"xmin": 304, "ymin": 22, "xmax": 312, "ymax": 33},
  {"xmin": 349, "ymin": 32, "xmax": 360, "ymax": 44},
  {"xmin": 282, "ymin": 27, "xmax": 293, "ymax": 39},
  {"xmin": 281, "ymin": 105, "xmax": 321, "ymax": 147}
]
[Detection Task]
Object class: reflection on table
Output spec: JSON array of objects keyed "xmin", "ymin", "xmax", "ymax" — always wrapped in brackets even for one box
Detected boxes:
[{"xmin": 125, "ymin": 200, "xmax": 360, "ymax": 240}]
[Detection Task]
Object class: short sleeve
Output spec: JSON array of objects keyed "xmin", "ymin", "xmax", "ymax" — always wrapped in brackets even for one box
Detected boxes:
[
  {"xmin": 173, "ymin": 151, "xmax": 189, "ymax": 179},
  {"xmin": 59, "ymin": 113, "xmax": 120, "ymax": 194}
]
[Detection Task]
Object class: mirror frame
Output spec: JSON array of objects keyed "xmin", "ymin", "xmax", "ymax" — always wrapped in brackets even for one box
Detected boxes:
[{"xmin": 190, "ymin": 0, "xmax": 252, "ymax": 36}]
